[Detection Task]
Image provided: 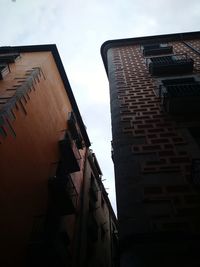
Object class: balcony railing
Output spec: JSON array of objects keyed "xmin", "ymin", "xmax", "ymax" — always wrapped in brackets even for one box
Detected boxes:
[
  {"xmin": 142, "ymin": 43, "xmax": 173, "ymax": 57},
  {"xmin": 88, "ymin": 152, "xmax": 102, "ymax": 178},
  {"xmin": 49, "ymin": 175, "xmax": 78, "ymax": 215},
  {"xmin": 0, "ymin": 64, "xmax": 10, "ymax": 79},
  {"xmin": 59, "ymin": 133, "xmax": 81, "ymax": 174},
  {"xmin": 0, "ymin": 52, "xmax": 20, "ymax": 63},
  {"xmin": 67, "ymin": 112, "xmax": 83, "ymax": 149},
  {"xmin": 159, "ymin": 78, "xmax": 200, "ymax": 114},
  {"xmin": 147, "ymin": 54, "xmax": 194, "ymax": 76}
]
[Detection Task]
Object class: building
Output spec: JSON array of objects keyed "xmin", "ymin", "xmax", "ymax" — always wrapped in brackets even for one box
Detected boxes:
[
  {"xmin": 79, "ymin": 150, "xmax": 119, "ymax": 267},
  {"xmin": 101, "ymin": 31, "xmax": 200, "ymax": 266},
  {"xmin": 0, "ymin": 45, "xmax": 118, "ymax": 267}
]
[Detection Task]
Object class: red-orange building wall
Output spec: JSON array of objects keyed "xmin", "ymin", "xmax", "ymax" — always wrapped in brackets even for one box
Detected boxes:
[{"xmin": 0, "ymin": 51, "xmax": 86, "ymax": 266}]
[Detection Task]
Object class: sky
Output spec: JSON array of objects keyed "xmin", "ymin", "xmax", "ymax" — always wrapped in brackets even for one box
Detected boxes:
[{"xmin": 1, "ymin": 0, "xmax": 200, "ymax": 213}]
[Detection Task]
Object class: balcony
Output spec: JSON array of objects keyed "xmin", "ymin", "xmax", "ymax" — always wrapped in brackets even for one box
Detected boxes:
[
  {"xmin": 49, "ymin": 175, "xmax": 78, "ymax": 215},
  {"xmin": 0, "ymin": 64, "xmax": 9, "ymax": 79},
  {"xmin": 159, "ymin": 78, "xmax": 200, "ymax": 114},
  {"xmin": 0, "ymin": 52, "xmax": 20, "ymax": 63},
  {"xmin": 142, "ymin": 43, "xmax": 173, "ymax": 56},
  {"xmin": 68, "ymin": 112, "xmax": 83, "ymax": 149},
  {"xmin": 88, "ymin": 152, "xmax": 102, "ymax": 178},
  {"xmin": 59, "ymin": 133, "xmax": 81, "ymax": 174},
  {"xmin": 147, "ymin": 54, "xmax": 194, "ymax": 76}
]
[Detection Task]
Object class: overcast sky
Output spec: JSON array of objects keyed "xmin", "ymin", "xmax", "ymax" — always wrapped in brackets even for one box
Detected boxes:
[{"xmin": 1, "ymin": 0, "xmax": 200, "ymax": 213}]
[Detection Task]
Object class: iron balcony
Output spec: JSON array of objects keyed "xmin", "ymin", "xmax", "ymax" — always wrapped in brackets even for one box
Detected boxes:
[
  {"xmin": 0, "ymin": 64, "xmax": 9, "ymax": 79},
  {"xmin": 159, "ymin": 80, "xmax": 200, "ymax": 114},
  {"xmin": 147, "ymin": 54, "xmax": 194, "ymax": 76},
  {"xmin": 59, "ymin": 133, "xmax": 81, "ymax": 174},
  {"xmin": 0, "ymin": 52, "xmax": 20, "ymax": 63},
  {"xmin": 142, "ymin": 43, "xmax": 173, "ymax": 57},
  {"xmin": 49, "ymin": 175, "xmax": 78, "ymax": 215}
]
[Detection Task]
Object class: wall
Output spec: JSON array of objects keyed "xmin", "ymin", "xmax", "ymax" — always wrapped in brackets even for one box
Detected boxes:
[
  {"xmin": 107, "ymin": 37, "xmax": 200, "ymax": 266},
  {"xmin": 0, "ymin": 51, "xmax": 86, "ymax": 266},
  {"xmin": 78, "ymin": 150, "xmax": 118, "ymax": 267}
]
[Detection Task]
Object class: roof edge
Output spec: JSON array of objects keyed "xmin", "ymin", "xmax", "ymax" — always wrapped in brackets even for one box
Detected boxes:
[
  {"xmin": 101, "ymin": 30, "xmax": 200, "ymax": 76},
  {"xmin": 0, "ymin": 44, "xmax": 91, "ymax": 147}
]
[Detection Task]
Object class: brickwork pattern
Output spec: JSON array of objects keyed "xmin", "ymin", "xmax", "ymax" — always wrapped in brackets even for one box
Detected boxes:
[{"xmin": 111, "ymin": 40, "xmax": 200, "ymax": 233}]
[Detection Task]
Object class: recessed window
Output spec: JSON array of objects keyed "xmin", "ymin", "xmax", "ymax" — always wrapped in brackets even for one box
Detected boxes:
[
  {"xmin": 0, "ymin": 52, "xmax": 20, "ymax": 63},
  {"xmin": 147, "ymin": 54, "xmax": 194, "ymax": 76},
  {"xmin": 0, "ymin": 64, "xmax": 9, "ymax": 79},
  {"xmin": 142, "ymin": 43, "xmax": 173, "ymax": 56},
  {"xmin": 67, "ymin": 112, "xmax": 83, "ymax": 149},
  {"xmin": 158, "ymin": 77, "xmax": 200, "ymax": 114},
  {"xmin": 59, "ymin": 134, "xmax": 81, "ymax": 174}
]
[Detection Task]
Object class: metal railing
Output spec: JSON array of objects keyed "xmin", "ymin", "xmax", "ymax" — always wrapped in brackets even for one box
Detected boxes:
[
  {"xmin": 0, "ymin": 52, "xmax": 20, "ymax": 63},
  {"xmin": 142, "ymin": 43, "xmax": 173, "ymax": 57},
  {"xmin": 147, "ymin": 53, "xmax": 194, "ymax": 76},
  {"xmin": 49, "ymin": 174, "xmax": 78, "ymax": 211},
  {"xmin": 159, "ymin": 82, "xmax": 200, "ymax": 98},
  {"xmin": 147, "ymin": 53, "xmax": 192, "ymax": 65}
]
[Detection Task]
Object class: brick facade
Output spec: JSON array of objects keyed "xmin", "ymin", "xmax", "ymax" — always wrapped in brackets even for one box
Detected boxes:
[{"xmin": 102, "ymin": 32, "xmax": 200, "ymax": 266}]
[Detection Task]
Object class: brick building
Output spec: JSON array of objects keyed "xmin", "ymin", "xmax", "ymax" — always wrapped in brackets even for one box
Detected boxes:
[
  {"xmin": 101, "ymin": 31, "xmax": 200, "ymax": 266},
  {"xmin": 0, "ymin": 45, "xmax": 118, "ymax": 267}
]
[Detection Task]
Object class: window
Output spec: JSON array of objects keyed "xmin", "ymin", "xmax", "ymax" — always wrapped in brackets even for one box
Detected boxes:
[
  {"xmin": 88, "ymin": 152, "xmax": 102, "ymax": 178},
  {"xmin": 48, "ymin": 175, "xmax": 78, "ymax": 215},
  {"xmin": 0, "ymin": 64, "xmax": 9, "ymax": 79},
  {"xmin": 158, "ymin": 77, "xmax": 200, "ymax": 114},
  {"xmin": 147, "ymin": 54, "xmax": 194, "ymax": 76},
  {"xmin": 67, "ymin": 112, "xmax": 83, "ymax": 149},
  {"xmin": 0, "ymin": 52, "xmax": 20, "ymax": 63},
  {"xmin": 142, "ymin": 43, "xmax": 173, "ymax": 56},
  {"xmin": 160, "ymin": 77, "xmax": 199, "ymax": 97},
  {"xmin": 59, "ymin": 133, "xmax": 81, "ymax": 174}
]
